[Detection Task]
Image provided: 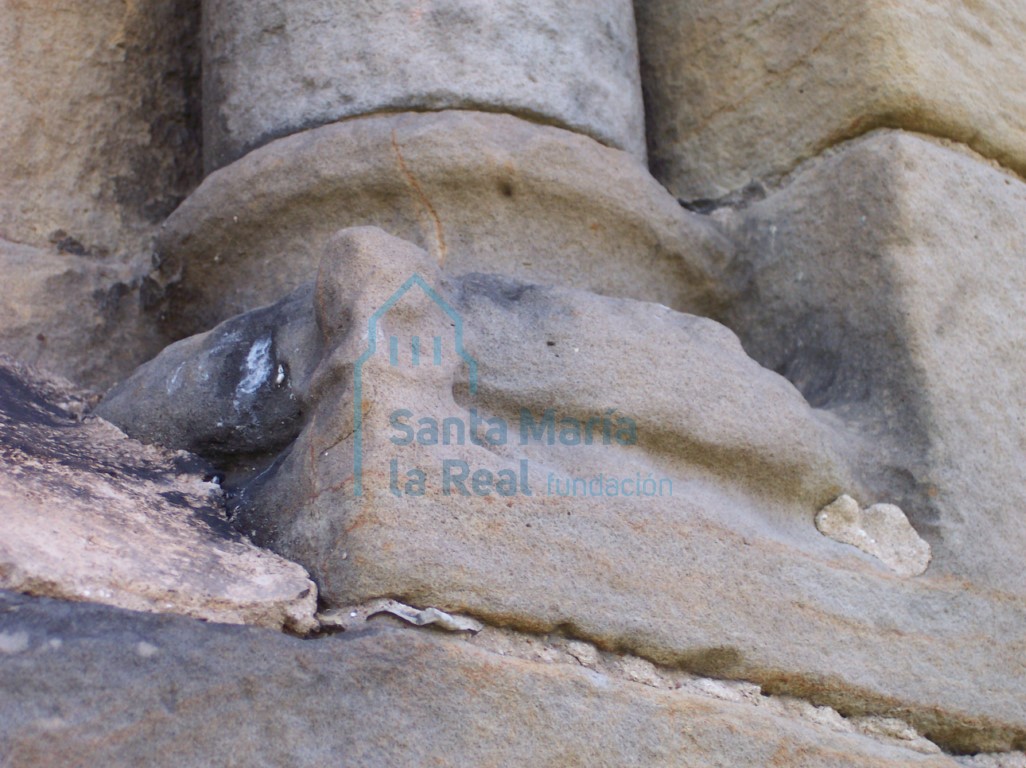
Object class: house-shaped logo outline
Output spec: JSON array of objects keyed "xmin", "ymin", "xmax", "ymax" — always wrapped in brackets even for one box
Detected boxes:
[{"xmin": 352, "ymin": 274, "xmax": 479, "ymax": 496}]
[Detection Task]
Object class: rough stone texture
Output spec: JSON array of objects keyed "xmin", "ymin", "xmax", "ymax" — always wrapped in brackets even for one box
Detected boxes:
[
  {"xmin": 0, "ymin": 357, "xmax": 317, "ymax": 632},
  {"xmin": 0, "ymin": 0, "xmax": 201, "ymax": 256},
  {"xmin": 101, "ymin": 227, "xmax": 1026, "ymax": 753},
  {"xmin": 0, "ymin": 237, "xmax": 170, "ymax": 390},
  {"xmin": 0, "ymin": 591, "xmax": 963, "ymax": 767},
  {"xmin": 959, "ymin": 755, "xmax": 1026, "ymax": 768},
  {"xmin": 154, "ymin": 110, "xmax": 730, "ymax": 340},
  {"xmin": 816, "ymin": 495, "xmax": 932, "ymax": 578},
  {"xmin": 202, "ymin": 0, "xmax": 645, "ymax": 170},
  {"xmin": 635, "ymin": 0, "xmax": 1026, "ymax": 199},
  {"xmin": 713, "ymin": 130, "xmax": 1026, "ymax": 597}
]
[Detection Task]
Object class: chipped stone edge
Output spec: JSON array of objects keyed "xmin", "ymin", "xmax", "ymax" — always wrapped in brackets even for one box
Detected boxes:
[{"xmin": 319, "ymin": 599, "xmax": 483, "ymax": 634}]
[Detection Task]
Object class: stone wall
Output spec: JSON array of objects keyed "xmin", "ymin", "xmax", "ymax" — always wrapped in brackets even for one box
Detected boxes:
[
  {"xmin": 0, "ymin": 0, "xmax": 200, "ymax": 388},
  {"xmin": 1, "ymin": 1, "xmax": 1025, "ymax": 765}
]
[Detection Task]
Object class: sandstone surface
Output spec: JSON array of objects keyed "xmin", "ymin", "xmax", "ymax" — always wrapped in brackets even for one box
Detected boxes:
[
  {"xmin": 101, "ymin": 227, "xmax": 1026, "ymax": 754},
  {"xmin": 714, "ymin": 130, "xmax": 1026, "ymax": 596},
  {"xmin": 3, "ymin": 0, "xmax": 1026, "ymax": 762},
  {"xmin": 0, "ymin": 0, "xmax": 200, "ymax": 255},
  {"xmin": 0, "ymin": 237, "xmax": 169, "ymax": 390}
]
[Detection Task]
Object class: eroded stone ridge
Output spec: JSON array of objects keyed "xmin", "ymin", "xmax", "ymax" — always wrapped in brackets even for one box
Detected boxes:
[{"xmin": 155, "ymin": 110, "xmax": 729, "ymax": 339}]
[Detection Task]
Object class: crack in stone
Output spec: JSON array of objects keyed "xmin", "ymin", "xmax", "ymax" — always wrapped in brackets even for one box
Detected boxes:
[
  {"xmin": 391, "ymin": 128, "xmax": 447, "ymax": 268},
  {"xmin": 311, "ymin": 598, "xmax": 1026, "ymax": 759}
]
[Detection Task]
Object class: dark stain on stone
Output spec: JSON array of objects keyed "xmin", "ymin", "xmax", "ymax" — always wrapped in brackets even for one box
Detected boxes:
[
  {"xmin": 1, "ymin": 358, "xmax": 231, "ymax": 535},
  {"xmin": 0, "ymin": 365, "xmax": 75, "ymax": 429}
]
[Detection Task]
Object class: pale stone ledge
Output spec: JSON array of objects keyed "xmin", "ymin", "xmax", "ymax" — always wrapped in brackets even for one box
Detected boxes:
[{"xmin": 0, "ymin": 591, "xmax": 966, "ymax": 767}]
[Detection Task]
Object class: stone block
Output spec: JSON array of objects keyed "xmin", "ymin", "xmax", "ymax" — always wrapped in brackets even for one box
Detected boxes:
[
  {"xmin": 636, "ymin": 0, "xmax": 1026, "ymax": 199},
  {"xmin": 714, "ymin": 130, "xmax": 1026, "ymax": 597},
  {"xmin": 101, "ymin": 227, "xmax": 1026, "ymax": 753},
  {"xmin": 0, "ymin": 358, "xmax": 317, "ymax": 632}
]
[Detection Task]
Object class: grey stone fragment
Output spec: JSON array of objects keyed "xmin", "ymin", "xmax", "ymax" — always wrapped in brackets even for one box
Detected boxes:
[
  {"xmin": 97, "ymin": 283, "xmax": 319, "ymax": 459},
  {"xmin": 203, "ymin": 0, "xmax": 645, "ymax": 169}
]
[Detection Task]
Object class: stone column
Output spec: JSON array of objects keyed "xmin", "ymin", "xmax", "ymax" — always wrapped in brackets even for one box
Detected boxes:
[
  {"xmin": 159, "ymin": 0, "xmax": 724, "ymax": 338},
  {"xmin": 201, "ymin": 0, "xmax": 647, "ymax": 171}
]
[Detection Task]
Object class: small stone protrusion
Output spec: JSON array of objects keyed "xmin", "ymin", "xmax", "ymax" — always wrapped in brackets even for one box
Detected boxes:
[{"xmin": 816, "ymin": 495, "xmax": 932, "ymax": 577}]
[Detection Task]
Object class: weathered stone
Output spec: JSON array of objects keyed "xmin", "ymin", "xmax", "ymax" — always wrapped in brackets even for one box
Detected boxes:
[
  {"xmin": 0, "ymin": 591, "xmax": 962, "ymax": 767},
  {"xmin": 0, "ymin": 237, "xmax": 170, "ymax": 390},
  {"xmin": 0, "ymin": 357, "xmax": 317, "ymax": 632},
  {"xmin": 101, "ymin": 227, "xmax": 1026, "ymax": 753},
  {"xmin": 816, "ymin": 495, "xmax": 932, "ymax": 578},
  {"xmin": 0, "ymin": 0, "xmax": 200, "ymax": 255},
  {"xmin": 636, "ymin": 0, "xmax": 1026, "ymax": 199},
  {"xmin": 713, "ymin": 130, "xmax": 1026, "ymax": 597},
  {"xmin": 154, "ymin": 111, "xmax": 730, "ymax": 339},
  {"xmin": 202, "ymin": 0, "xmax": 645, "ymax": 170},
  {"xmin": 6, "ymin": 1, "xmax": 1026, "ymax": 762}
]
